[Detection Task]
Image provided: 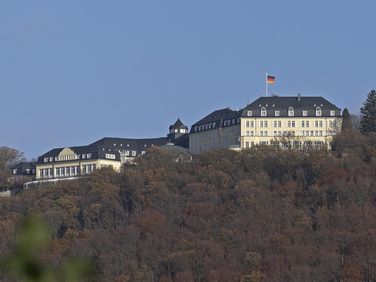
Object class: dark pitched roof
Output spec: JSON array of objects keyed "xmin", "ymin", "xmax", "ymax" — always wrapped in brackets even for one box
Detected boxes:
[
  {"xmin": 36, "ymin": 144, "xmax": 116, "ymax": 164},
  {"xmin": 38, "ymin": 145, "xmax": 97, "ymax": 160},
  {"xmin": 169, "ymin": 118, "xmax": 188, "ymax": 130},
  {"xmin": 89, "ymin": 137, "xmax": 169, "ymax": 152},
  {"xmin": 242, "ymin": 96, "xmax": 341, "ymax": 117},
  {"xmin": 10, "ymin": 162, "xmax": 36, "ymax": 175},
  {"xmin": 190, "ymin": 108, "xmax": 241, "ymax": 133}
]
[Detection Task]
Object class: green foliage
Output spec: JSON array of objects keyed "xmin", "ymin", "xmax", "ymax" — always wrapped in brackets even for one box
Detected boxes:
[
  {"xmin": 0, "ymin": 216, "xmax": 93, "ymax": 282},
  {"xmin": 341, "ymin": 108, "xmax": 353, "ymax": 130},
  {"xmin": 360, "ymin": 89, "xmax": 376, "ymax": 133}
]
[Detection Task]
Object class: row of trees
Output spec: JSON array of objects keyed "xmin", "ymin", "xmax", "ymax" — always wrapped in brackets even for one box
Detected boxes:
[
  {"xmin": 0, "ymin": 90, "xmax": 375, "ymax": 281},
  {"xmin": 342, "ymin": 89, "xmax": 376, "ymax": 133}
]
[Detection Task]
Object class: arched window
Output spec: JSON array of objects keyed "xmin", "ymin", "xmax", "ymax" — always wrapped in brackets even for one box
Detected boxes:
[
  {"xmin": 261, "ymin": 107, "xmax": 267, "ymax": 117},
  {"xmin": 316, "ymin": 106, "xmax": 322, "ymax": 116},
  {"xmin": 288, "ymin": 106, "xmax": 294, "ymax": 117}
]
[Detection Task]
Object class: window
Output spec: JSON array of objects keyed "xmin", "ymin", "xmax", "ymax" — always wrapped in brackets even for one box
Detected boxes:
[
  {"xmin": 265, "ymin": 131, "xmax": 268, "ymax": 137},
  {"xmin": 245, "ymin": 141, "xmax": 250, "ymax": 148},
  {"xmin": 329, "ymin": 120, "xmax": 337, "ymax": 128},
  {"xmin": 260, "ymin": 121, "xmax": 264, "ymax": 127},
  {"xmin": 261, "ymin": 107, "xmax": 267, "ymax": 117},
  {"xmin": 250, "ymin": 121, "xmax": 254, "ymax": 127},
  {"xmin": 131, "ymin": 151, "xmax": 137, "ymax": 156},
  {"xmin": 330, "ymin": 110, "xmax": 335, "ymax": 116},
  {"xmin": 316, "ymin": 106, "xmax": 322, "ymax": 116},
  {"xmin": 55, "ymin": 168, "xmax": 59, "ymax": 177},
  {"xmin": 44, "ymin": 157, "xmax": 48, "ymax": 163},
  {"xmin": 246, "ymin": 121, "xmax": 250, "ymax": 127},
  {"xmin": 278, "ymin": 121, "xmax": 282, "ymax": 127},
  {"xmin": 292, "ymin": 121, "xmax": 295, "ymax": 127},
  {"xmin": 315, "ymin": 121, "xmax": 318, "ymax": 127},
  {"xmin": 302, "ymin": 110, "xmax": 308, "ymax": 117},
  {"xmin": 247, "ymin": 110, "xmax": 252, "ymax": 117},
  {"xmin": 275, "ymin": 110, "xmax": 280, "ymax": 116},
  {"xmin": 288, "ymin": 107, "xmax": 294, "ymax": 117},
  {"xmin": 246, "ymin": 131, "xmax": 250, "ymax": 136},
  {"xmin": 288, "ymin": 121, "xmax": 291, "ymax": 127},
  {"xmin": 264, "ymin": 121, "xmax": 268, "ymax": 127},
  {"xmin": 274, "ymin": 131, "xmax": 277, "ymax": 136},
  {"xmin": 306, "ymin": 121, "xmax": 309, "ymax": 127},
  {"xmin": 273, "ymin": 121, "xmax": 277, "ymax": 128},
  {"xmin": 105, "ymin": 153, "xmax": 116, "ymax": 160},
  {"xmin": 301, "ymin": 121, "xmax": 305, "ymax": 127}
]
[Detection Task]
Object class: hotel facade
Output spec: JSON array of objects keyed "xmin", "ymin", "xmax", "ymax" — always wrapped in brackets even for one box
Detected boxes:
[
  {"xmin": 33, "ymin": 96, "xmax": 344, "ymax": 179},
  {"xmin": 189, "ymin": 95, "xmax": 343, "ymax": 154}
]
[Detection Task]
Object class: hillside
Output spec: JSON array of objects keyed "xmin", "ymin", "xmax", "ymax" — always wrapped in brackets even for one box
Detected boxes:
[{"xmin": 1, "ymin": 131, "xmax": 376, "ymax": 281}]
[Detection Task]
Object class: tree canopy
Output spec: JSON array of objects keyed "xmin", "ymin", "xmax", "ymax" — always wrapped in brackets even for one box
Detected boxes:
[
  {"xmin": 0, "ymin": 137, "xmax": 376, "ymax": 281},
  {"xmin": 360, "ymin": 89, "xmax": 376, "ymax": 133},
  {"xmin": 341, "ymin": 108, "xmax": 353, "ymax": 130}
]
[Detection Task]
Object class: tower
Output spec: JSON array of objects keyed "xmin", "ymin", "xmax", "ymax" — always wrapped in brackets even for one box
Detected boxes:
[{"xmin": 167, "ymin": 118, "xmax": 188, "ymax": 143}]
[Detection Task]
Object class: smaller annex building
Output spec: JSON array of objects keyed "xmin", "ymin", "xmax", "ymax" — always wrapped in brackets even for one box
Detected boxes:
[{"xmin": 35, "ymin": 119, "xmax": 189, "ymax": 180}]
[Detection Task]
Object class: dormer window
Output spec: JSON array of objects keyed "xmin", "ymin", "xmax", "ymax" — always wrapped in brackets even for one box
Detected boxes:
[
  {"xmin": 247, "ymin": 110, "xmax": 252, "ymax": 117},
  {"xmin": 316, "ymin": 106, "xmax": 322, "ymax": 116},
  {"xmin": 330, "ymin": 110, "xmax": 335, "ymax": 116},
  {"xmin": 275, "ymin": 110, "xmax": 280, "ymax": 116},
  {"xmin": 261, "ymin": 107, "xmax": 267, "ymax": 117},
  {"xmin": 302, "ymin": 110, "xmax": 308, "ymax": 117},
  {"xmin": 288, "ymin": 107, "xmax": 294, "ymax": 117}
]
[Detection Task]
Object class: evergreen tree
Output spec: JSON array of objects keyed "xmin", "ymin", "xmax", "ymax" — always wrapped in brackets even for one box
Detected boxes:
[
  {"xmin": 341, "ymin": 108, "xmax": 353, "ymax": 130},
  {"xmin": 360, "ymin": 90, "xmax": 376, "ymax": 134}
]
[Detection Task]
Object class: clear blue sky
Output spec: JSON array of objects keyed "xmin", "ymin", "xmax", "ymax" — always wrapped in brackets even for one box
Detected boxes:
[{"xmin": 1, "ymin": 0, "xmax": 375, "ymax": 159}]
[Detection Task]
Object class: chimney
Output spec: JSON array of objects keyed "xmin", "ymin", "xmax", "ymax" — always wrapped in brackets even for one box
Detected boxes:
[{"xmin": 297, "ymin": 94, "xmax": 301, "ymax": 101}]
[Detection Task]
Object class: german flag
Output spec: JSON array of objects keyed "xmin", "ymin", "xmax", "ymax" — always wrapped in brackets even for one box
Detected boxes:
[{"xmin": 266, "ymin": 75, "xmax": 276, "ymax": 84}]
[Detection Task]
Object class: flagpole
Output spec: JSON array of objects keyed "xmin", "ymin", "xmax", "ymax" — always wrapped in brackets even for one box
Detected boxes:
[{"xmin": 265, "ymin": 73, "xmax": 268, "ymax": 97}]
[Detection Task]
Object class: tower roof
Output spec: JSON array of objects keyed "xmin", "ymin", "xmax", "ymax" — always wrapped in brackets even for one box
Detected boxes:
[{"xmin": 169, "ymin": 118, "xmax": 188, "ymax": 130}]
